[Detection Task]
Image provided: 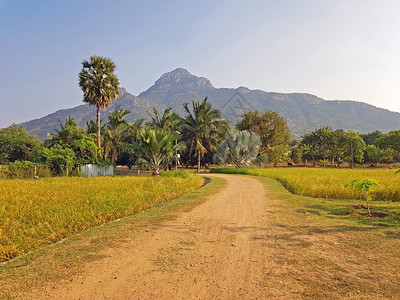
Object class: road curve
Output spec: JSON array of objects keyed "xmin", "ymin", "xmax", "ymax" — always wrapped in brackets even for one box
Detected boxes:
[{"xmin": 38, "ymin": 174, "xmax": 274, "ymax": 300}]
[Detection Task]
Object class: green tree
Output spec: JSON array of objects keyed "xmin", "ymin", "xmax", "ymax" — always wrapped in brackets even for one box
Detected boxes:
[
  {"xmin": 345, "ymin": 179, "xmax": 380, "ymax": 216},
  {"xmin": 360, "ymin": 130, "xmax": 383, "ymax": 145},
  {"xmin": 46, "ymin": 117, "xmax": 87, "ymax": 147},
  {"xmin": 290, "ymin": 144, "xmax": 304, "ymax": 164},
  {"xmin": 363, "ymin": 145, "xmax": 394, "ymax": 165},
  {"xmin": 104, "ymin": 107, "xmax": 130, "ymax": 163},
  {"xmin": 147, "ymin": 108, "xmax": 181, "ymax": 132},
  {"xmin": 117, "ymin": 119, "xmax": 146, "ymax": 169},
  {"xmin": 78, "ymin": 56, "xmax": 120, "ymax": 155},
  {"xmin": 236, "ymin": 110, "xmax": 290, "ymax": 146},
  {"xmin": 0, "ymin": 125, "xmax": 41, "ymax": 163},
  {"xmin": 266, "ymin": 144, "xmax": 291, "ymax": 166},
  {"xmin": 34, "ymin": 145, "xmax": 76, "ymax": 176},
  {"xmin": 131, "ymin": 129, "xmax": 186, "ymax": 175},
  {"xmin": 236, "ymin": 111, "xmax": 291, "ymax": 165},
  {"xmin": 342, "ymin": 130, "xmax": 366, "ymax": 168},
  {"xmin": 301, "ymin": 127, "xmax": 345, "ymax": 166},
  {"xmin": 181, "ymin": 98, "xmax": 230, "ymax": 172},
  {"xmin": 85, "ymin": 119, "xmax": 98, "ymax": 135},
  {"xmin": 374, "ymin": 130, "xmax": 400, "ymax": 152},
  {"xmin": 213, "ymin": 131, "xmax": 261, "ymax": 168},
  {"xmin": 45, "ymin": 117, "xmax": 98, "ymax": 165}
]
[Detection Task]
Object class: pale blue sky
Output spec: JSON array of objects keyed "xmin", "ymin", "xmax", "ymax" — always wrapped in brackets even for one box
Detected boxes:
[{"xmin": 1, "ymin": 0, "xmax": 400, "ymax": 128}]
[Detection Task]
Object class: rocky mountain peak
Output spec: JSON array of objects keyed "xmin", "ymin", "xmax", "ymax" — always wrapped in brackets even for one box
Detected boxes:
[
  {"xmin": 139, "ymin": 68, "xmax": 214, "ymax": 97},
  {"xmin": 119, "ymin": 87, "xmax": 128, "ymax": 96}
]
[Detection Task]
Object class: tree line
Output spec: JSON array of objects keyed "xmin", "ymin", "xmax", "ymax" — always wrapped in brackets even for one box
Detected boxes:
[{"xmin": 2, "ymin": 104, "xmax": 399, "ymax": 176}]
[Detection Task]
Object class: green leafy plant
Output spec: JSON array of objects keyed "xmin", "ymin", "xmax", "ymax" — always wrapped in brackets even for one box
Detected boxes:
[
  {"xmin": 213, "ymin": 131, "xmax": 261, "ymax": 168},
  {"xmin": 345, "ymin": 179, "xmax": 380, "ymax": 216}
]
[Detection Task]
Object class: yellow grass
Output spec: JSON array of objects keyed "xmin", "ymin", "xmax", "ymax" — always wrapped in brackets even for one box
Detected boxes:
[
  {"xmin": 212, "ymin": 167, "xmax": 400, "ymax": 201},
  {"xmin": 0, "ymin": 175, "xmax": 203, "ymax": 262}
]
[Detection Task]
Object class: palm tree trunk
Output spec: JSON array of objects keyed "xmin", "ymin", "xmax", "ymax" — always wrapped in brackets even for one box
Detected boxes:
[
  {"xmin": 97, "ymin": 106, "xmax": 101, "ymax": 157},
  {"xmin": 197, "ymin": 150, "xmax": 201, "ymax": 173}
]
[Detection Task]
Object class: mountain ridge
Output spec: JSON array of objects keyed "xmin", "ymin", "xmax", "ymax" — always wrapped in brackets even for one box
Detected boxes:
[{"xmin": 19, "ymin": 68, "xmax": 400, "ymax": 140}]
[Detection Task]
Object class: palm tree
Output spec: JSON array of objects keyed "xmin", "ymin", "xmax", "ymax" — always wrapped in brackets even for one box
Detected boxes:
[
  {"xmin": 213, "ymin": 131, "xmax": 261, "ymax": 168},
  {"xmin": 104, "ymin": 107, "xmax": 130, "ymax": 163},
  {"xmin": 181, "ymin": 97, "xmax": 230, "ymax": 172},
  {"xmin": 131, "ymin": 128, "xmax": 186, "ymax": 176},
  {"xmin": 107, "ymin": 106, "xmax": 130, "ymax": 131},
  {"xmin": 147, "ymin": 108, "xmax": 181, "ymax": 132},
  {"xmin": 78, "ymin": 56, "xmax": 120, "ymax": 155}
]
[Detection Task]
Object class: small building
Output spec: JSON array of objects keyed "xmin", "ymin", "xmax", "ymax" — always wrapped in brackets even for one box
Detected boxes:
[{"xmin": 81, "ymin": 164, "xmax": 114, "ymax": 177}]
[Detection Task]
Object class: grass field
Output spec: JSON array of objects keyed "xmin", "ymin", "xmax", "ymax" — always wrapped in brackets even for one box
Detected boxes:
[
  {"xmin": 252, "ymin": 176, "xmax": 400, "ymax": 298},
  {"xmin": 0, "ymin": 175, "xmax": 225, "ymax": 299},
  {"xmin": 212, "ymin": 167, "xmax": 400, "ymax": 202},
  {"xmin": 0, "ymin": 173, "xmax": 203, "ymax": 262}
]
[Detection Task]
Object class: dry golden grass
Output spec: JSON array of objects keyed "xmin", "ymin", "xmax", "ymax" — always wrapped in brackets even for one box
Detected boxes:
[
  {"xmin": 0, "ymin": 175, "xmax": 203, "ymax": 262},
  {"xmin": 213, "ymin": 167, "xmax": 400, "ymax": 201}
]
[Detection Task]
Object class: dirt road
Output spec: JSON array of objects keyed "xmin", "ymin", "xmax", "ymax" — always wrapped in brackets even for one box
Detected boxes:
[{"xmin": 39, "ymin": 174, "xmax": 276, "ymax": 299}]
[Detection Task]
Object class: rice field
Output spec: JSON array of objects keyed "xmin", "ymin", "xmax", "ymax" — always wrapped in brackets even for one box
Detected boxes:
[
  {"xmin": 212, "ymin": 167, "xmax": 400, "ymax": 202},
  {"xmin": 0, "ymin": 174, "xmax": 203, "ymax": 262}
]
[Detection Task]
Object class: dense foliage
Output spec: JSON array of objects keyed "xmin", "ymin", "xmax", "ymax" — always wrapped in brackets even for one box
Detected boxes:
[{"xmin": 0, "ymin": 125, "xmax": 41, "ymax": 164}]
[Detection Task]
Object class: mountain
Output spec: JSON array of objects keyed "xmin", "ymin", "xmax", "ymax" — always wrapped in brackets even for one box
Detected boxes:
[
  {"xmin": 21, "ymin": 88, "xmax": 158, "ymax": 140},
  {"xmin": 20, "ymin": 68, "xmax": 400, "ymax": 140},
  {"xmin": 139, "ymin": 68, "xmax": 400, "ymax": 139}
]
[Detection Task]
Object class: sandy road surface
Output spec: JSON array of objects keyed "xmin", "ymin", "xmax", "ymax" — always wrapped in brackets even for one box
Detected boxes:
[{"xmin": 39, "ymin": 174, "xmax": 275, "ymax": 299}]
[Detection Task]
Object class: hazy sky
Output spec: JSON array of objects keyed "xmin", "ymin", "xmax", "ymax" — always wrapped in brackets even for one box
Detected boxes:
[{"xmin": 1, "ymin": 0, "xmax": 400, "ymax": 128}]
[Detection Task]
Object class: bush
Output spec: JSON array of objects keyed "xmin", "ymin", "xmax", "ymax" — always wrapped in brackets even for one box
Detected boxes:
[{"xmin": 0, "ymin": 161, "xmax": 51, "ymax": 179}]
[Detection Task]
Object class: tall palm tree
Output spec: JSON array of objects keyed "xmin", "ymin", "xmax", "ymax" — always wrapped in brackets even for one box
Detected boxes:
[
  {"xmin": 181, "ymin": 97, "xmax": 230, "ymax": 172},
  {"xmin": 78, "ymin": 56, "xmax": 120, "ymax": 155}
]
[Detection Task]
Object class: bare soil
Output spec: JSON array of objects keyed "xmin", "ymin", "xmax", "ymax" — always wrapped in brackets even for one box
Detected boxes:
[
  {"xmin": 346, "ymin": 211, "xmax": 388, "ymax": 218},
  {"xmin": 345, "ymin": 204, "xmax": 373, "ymax": 209},
  {"xmin": 35, "ymin": 174, "xmax": 275, "ymax": 299}
]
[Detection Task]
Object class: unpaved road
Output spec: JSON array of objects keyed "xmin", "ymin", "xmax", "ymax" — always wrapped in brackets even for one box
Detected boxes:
[{"xmin": 39, "ymin": 174, "xmax": 276, "ymax": 299}]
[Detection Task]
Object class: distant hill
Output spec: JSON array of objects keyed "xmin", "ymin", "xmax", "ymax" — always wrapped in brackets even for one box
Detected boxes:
[
  {"xmin": 20, "ymin": 68, "xmax": 400, "ymax": 140},
  {"xmin": 21, "ymin": 88, "xmax": 158, "ymax": 140}
]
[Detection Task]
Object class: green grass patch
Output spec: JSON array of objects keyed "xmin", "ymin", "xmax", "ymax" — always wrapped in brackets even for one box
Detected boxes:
[
  {"xmin": 212, "ymin": 167, "xmax": 400, "ymax": 201},
  {"xmin": 0, "ymin": 175, "xmax": 204, "ymax": 262}
]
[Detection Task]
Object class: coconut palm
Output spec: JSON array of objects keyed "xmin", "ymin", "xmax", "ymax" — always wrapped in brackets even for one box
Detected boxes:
[
  {"xmin": 147, "ymin": 108, "xmax": 181, "ymax": 132},
  {"xmin": 131, "ymin": 128, "xmax": 186, "ymax": 176},
  {"xmin": 103, "ymin": 107, "xmax": 130, "ymax": 162},
  {"xmin": 181, "ymin": 97, "xmax": 230, "ymax": 172},
  {"xmin": 107, "ymin": 106, "xmax": 130, "ymax": 131},
  {"xmin": 213, "ymin": 131, "xmax": 261, "ymax": 168},
  {"xmin": 78, "ymin": 56, "xmax": 120, "ymax": 155}
]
